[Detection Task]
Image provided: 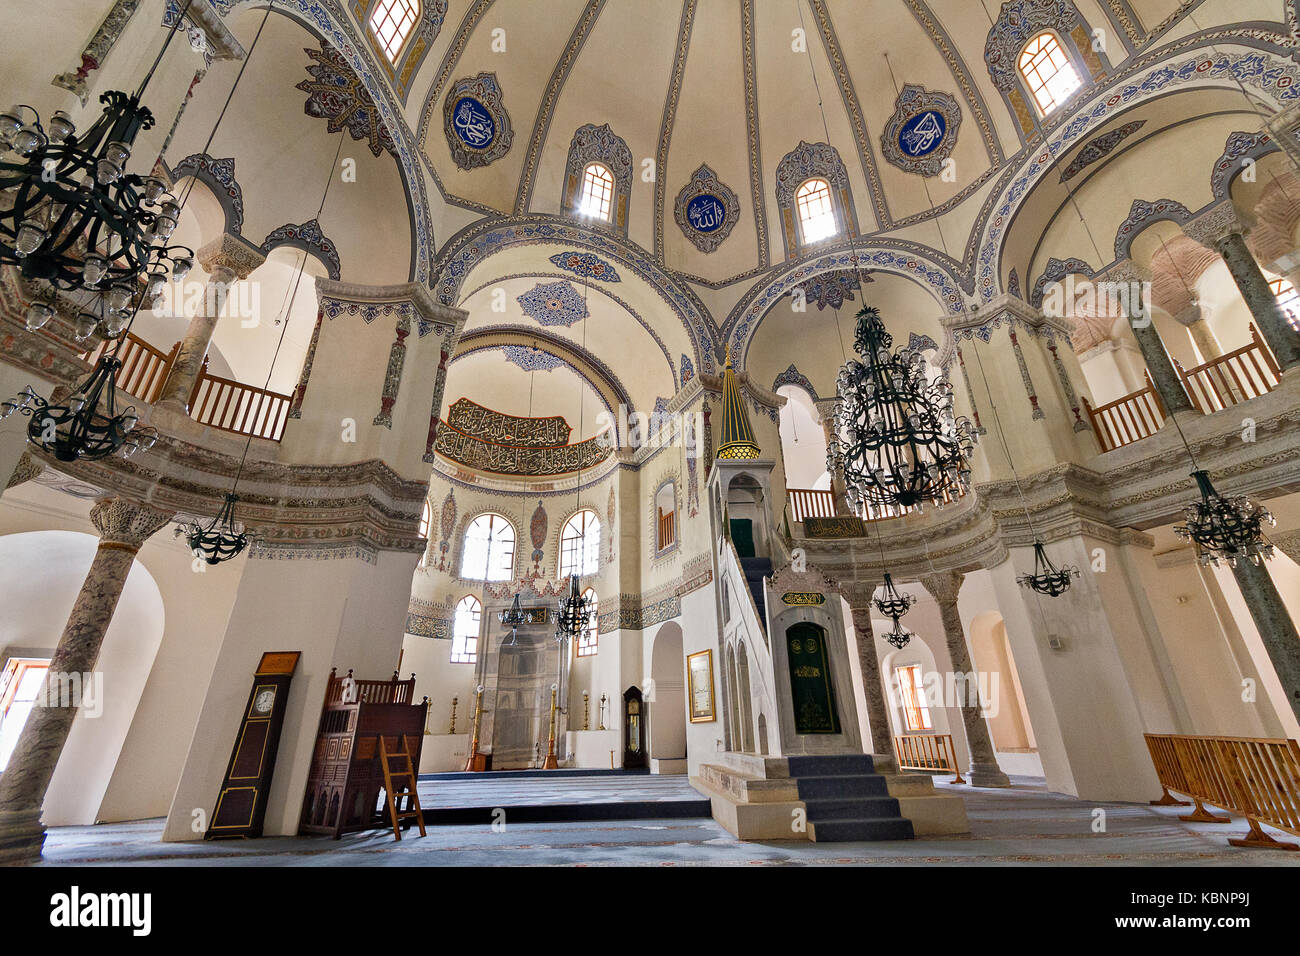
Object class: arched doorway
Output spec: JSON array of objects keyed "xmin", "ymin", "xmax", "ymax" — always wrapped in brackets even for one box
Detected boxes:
[
  {"xmin": 969, "ymin": 611, "xmax": 1041, "ymax": 776},
  {"xmin": 648, "ymin": 623, "xmax": 687, "ymax": 773}
]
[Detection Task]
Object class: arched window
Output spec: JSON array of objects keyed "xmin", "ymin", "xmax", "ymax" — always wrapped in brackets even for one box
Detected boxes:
[
  {"xmin": 451, "ymin": 595, "xmax": 481, "ymax": 664},
  {"xmin": 795, "ymin": 178, "xmax": 837, "ymax": 244},
  {"xmin": 655, "ymin": 482, "xmax": 676, "ymax": 553},
  {"xmin": 559, "ymin": 510, "xmax": 600, "ymax": 578},
  {"xmin": 577, "ymin": 163, "xmax": 615, "ymax": 221},
  {"xmin": 1017, "ymin": 32, "xmax": 1081, "ymax": 115},
  {"xmin": 1270, "ymin": 277, "xmax": 1300, "ymax": 332},
  {"xmin": 577, "ymin": 588, "xmax": 598, "ymax": 657},
  {"xmin": 895, "ymin": 664, "xmax": 932, "ymax": 731},
  {"xmin": 417, "ymin": 499, "xmax": 432, "ymax": 566},
  {"xmin": 460, "ymin": 513, "xmax": 515, "ymax": 582},
  {"xmin": 369, "ymin": 0, "xmax": 420, "ymax": 64}
]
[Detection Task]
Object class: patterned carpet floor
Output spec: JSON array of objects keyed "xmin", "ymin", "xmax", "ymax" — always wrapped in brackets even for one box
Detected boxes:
[{"xmin": 33, "ymin": 775, "xmax": 1300, "ymax": 866}]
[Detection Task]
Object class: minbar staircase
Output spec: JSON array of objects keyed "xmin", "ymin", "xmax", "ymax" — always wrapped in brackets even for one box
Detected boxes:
[
  {"xmin": 739, "ymin": 556, "xmax": 773, "ymax": 627},
  {"xmin": 788, "ymin": 754, "xmax": 915, "ymax": 842}
]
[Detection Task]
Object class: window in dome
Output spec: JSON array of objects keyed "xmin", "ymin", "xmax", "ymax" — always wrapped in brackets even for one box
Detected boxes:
[
  {"xmin": 451, "ymin": 595, "xmax": 481, "ymax": 664},
  {"xmin": 578, "ymin": 163, "xmax": 615, "ymax": 221},
  {"xmin": 559, "ymin": 510, "xmax": 600, "ymax": 578},
  {"xmin": 577, "ymin": 589, "xmax": 598, "ymax": 657},
  {"xmin": 417, "ymin": 499, "xmax": 432, "ymax": 566},
  {"xmin": 460, "ymin": 513, "xmax": 515, "ymax": 582},
  {"xmin": 1018, "ymin": 32, "xmax": 1081, "ymax": 115},
  {"xmin": 1270, "ymin": 277, "xmax": 1300, "ymax": 332},
  {"xmin": 795, "ymin": 178, "xmax": 838, "ymax": 244},
  {"xmin": 369, "ymin": 0, "xmax": 420, "ymax": 64}
]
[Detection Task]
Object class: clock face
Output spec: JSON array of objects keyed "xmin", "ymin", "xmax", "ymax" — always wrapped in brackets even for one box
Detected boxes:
[{"xmin": 254, "ymin": 688, "xmax": 276, "ymax": 715}]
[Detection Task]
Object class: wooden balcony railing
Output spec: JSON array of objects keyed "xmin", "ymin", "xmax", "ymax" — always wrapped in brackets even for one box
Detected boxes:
[
  {"xmin": 657, "ymin": 507, "xmax": 676, "ymax": 551},
  {"xmin": 894, "ymin": 733, "xmax": 965, "ymax": 784},
  {"xmin": 1144, "ymin": 732, "xmax": 1300, "ymax": 850},
  {"xmin": 787, "ymin": 487, "xmax": 837, "ymax": 522},
  {"xmin": 1084, "ymin": 324, "xmax": 1282, "ymax": 453},
  {"xmin": 1083, "ymin": 371, "xmax": 1167, "ymax": 453},
  {"xmin": 1176, "ymin": 323, "xmax": 1281, "ymax": 415},
  {"xmin": 84, "ymin": 332, "xmax": 292, "ymax": 442},
  {"xmin": 324, "ymin": 668, "xmax": 417, "ymax": 706}
]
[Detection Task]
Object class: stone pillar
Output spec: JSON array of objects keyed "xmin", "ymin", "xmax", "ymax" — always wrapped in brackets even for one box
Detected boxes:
[
  {"xmin": 1185, "ymin": 202, "xmax": 1300, "ymax": 371},
  {"xmin": 1107, "ymin": 262, "xmax": 1194, "ymax": 415},
  {"xmin": 1230, "ymin": 559, "xmax": 1300, "ymax": 725},
  {"xmin": 814, "ymin": 398, "xmax": 849, "ymax": 515},
  {"xmin": 920, "ymin": 571, "xmax": 1011, "ymax": 787},
  {"xmin": 1174, "ymin": 301, "xmax": 1223, "ymax": 363},
  {"xmin": 0, "ymin": 496, "xmax": 171, "ymax": 863},
  {"xmin": 156, "ymin": 234, "xmax": 265, "ymax": 411},
  {"xmin": 846, "ymin": 601, "xmax": 893, "ymax": 756}
]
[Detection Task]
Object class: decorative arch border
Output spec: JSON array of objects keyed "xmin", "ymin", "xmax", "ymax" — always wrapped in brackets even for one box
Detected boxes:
[
  {"xmin": 774, "ymin": 141, "xmax": 858, "ymax": 257},
  {"xmin": 1030, "ymin": 255, "xmax": 1094, "ymax": 307},
  {"xmin": 220, "ymin": 0, "xmax": 436, "ymax": 283},
  {"xmin": 725, "ymin": 246, "xmax": 965, "ymax": 370},
  {"xmin": 975, "ymin": 38, "xmax": 1300, "ymax": 303},
  {"xmin": 1210, "ymin": 129, "xmax": 1280, "ymax": 202},
  {"xmin": 433, "ymin": 214, "xmax": 716, "ymax": 373},
  {"xmin": 1112, "ymin": 198, "xmax": 1193, "ymax": 261},
  {"xmin": 169, "ymin": 153, "xmax": 244, "ymax": 235},
  {"xmin": 260, "ymin": 218, "xmax": 342, "ymax": 280}
]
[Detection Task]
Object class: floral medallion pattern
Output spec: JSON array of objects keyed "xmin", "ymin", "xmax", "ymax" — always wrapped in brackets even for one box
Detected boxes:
[
  {"xmin": 516, "ymin": 280, "xmax": 588, "ymax": 327},
  {"xmin": 296, "ymin": 41, "xmax": 397, "ymax": 158},
  {"xmin": 547, "ymin": 251, "xmax": 622, "ymax": 282}
]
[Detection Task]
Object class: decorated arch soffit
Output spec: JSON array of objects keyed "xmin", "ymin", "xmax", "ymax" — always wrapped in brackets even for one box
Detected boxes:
[
  {"xmin": 1209, "ymin": 130, "xmax": 1280, "ymax": 202},
  {"xmin": 975, "ymin": 37, "xmax": 1300, "ymax": 303},
  {"xmin": 675, "ymin": 165, "xmax": 741, "ymax": 254},
  {"xmin": 881, "ymin": 84, "xmax": 962, "ymax": 178},
  {"xmin": 724, "ymin": 246, "xmax": 966, "ymax": 371},
  {"xmin": 260, "ymin": 218, "xmax": 342, "ymax": 280},
  {"xmin": 1030, "ymin": 256, "xmax": 1094, "ymax": 308},
  {"xmin": 1112, "ymin": 198, "xmax": 1193, "ymax": 261},
  {"xmin": 443, "ymin": 72, "xmax": 514, "ymax": 170},
  {"xmin": 214, "ymin": 0, "xmax": 436, "ymax": 284},
  {"xmin": 433, "ymin": 215, "xmax": 717, "ymax": 374},
  {"xmin": 168, "ymin": 153, "xmax": 243, "ymax": 235}
]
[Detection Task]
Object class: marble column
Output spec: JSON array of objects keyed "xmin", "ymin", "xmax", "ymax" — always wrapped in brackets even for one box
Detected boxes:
[
  {"xmin": 847, "ymin": 601, "xmax": 893, "ymax": 756},
  {"xmin": 0, "ymin": 496, "xmax": 172, "ymax": 863},
  {"xmin": 1174, "ymin": 301, "xmax": 1223, "ymax": 363},
  {"xmin": 1185, "ymin": 202, "xmax": 1300, "ymax": 371},
  {"xmin": 156, "ymin": 234, "xmax": 265, "ymax": 411},
  {"xmin": 814, "ymin": 399, "xmax": 849, "ymax": 515},
  {"xmin": 1230, "ymin": 558, "xmax": 1300, "ymax": 725},
  {"xmin": 920, "ymin": 571, "xmax": 1011, "ymax": 787},
  {"xmin": 1109, "ymin": 262, "xmax": 1193, "ymax": 414}
]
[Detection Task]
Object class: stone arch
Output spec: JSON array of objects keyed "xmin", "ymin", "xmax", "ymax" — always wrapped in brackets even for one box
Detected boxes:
[
  {"xmin": 969, "ymin": 611, "xmax": 1036, "ymax": 754},
  {"xmin": 169, "ymin": 153, "xmax": 245, "ymax": 237},
  {"xmin": 259, "ymin": 219, "xmax": 342, "ymax": 281},
  {"xmin": 648, "ymin": 622, "xmax": 686, "ymax": 770}
]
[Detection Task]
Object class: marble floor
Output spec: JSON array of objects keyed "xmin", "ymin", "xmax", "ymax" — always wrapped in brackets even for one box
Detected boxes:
[{"xmin": 33, "ymin": 775, "xmax": 1300, "ymax": 866}]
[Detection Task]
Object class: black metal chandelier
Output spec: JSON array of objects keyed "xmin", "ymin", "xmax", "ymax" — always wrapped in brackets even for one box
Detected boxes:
[
  {"xmin": 554, "ymin": 573, "xmax": 595, "ymax": 643},
  {"xmin": 874, "ymin": 572, "xmax": 916, "ymax": 649},
  {"xmin": 184, "ymin": 493, "xmax": 248, "ymax": 565},
  {"xmin": 1017, "ymin": 540, "xmax": 1080, "ymax": 597},
  {"xmin": 1174, "ymin": 470, "xmax": 1275, "ymax": 568},
  {"xmin": 827, "ymin": 306, "xmax": 976, "ymax": 513},
  {"xmin": 0, "ymin": 352, "xmax": 156, "ymax": 462}
]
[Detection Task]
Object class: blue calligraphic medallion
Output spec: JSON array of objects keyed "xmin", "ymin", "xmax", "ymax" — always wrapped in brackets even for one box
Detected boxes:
[
  {"xmin": 898, "ymin": 109, "xmax": 946, "ymax": 157},
  {"xmin": 881, "ymin": 84, "xmax": 961, "ymax": 177},
  {"xmin": 687, "ymin": 194, "xmax": 726, "ymax": 233},
  {"xmin": 451, "ymin": 96, "xmax": 495, "ymax": 150},
  {"xmin": 443, "ymin": 73, "xmax": 513, "ymax": 169},
  {"xmin": 674, "ymin": 165, "xmax": 740, "ymax": 253}
]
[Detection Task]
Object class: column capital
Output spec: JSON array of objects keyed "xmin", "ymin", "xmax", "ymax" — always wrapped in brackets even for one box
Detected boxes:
[
  {"xmin": 1274, "ymin": 530, "xmax": 1300, "ymax": 566},
  {"xmin": 89, "ymin": 497, "xmax": 173, "ymax": 550},
  {"xmin": 1183, "ymin": 200, "xmax": 1251, "ymax": 248},
  {"xmin": 197, "ymin": 234, "xmax": 265, "ymax": 283},
  {"xmin": 5, "ymin": 451, "xmax": 43, "ymax": 490},
  {"xmin": 813, "ymin": 398, "xmax": 840, "ymax": 423},
  {"xmin": 1103, "ymin": 259, "xmax": 1151, "ymax": 284},
  {"xmin": 919, "ymin": 570, "xmax": 964, "ymax": 609},
  {"xmin": 1171, "ymin": 300, "xmax": 1203, "ymax": 327}
]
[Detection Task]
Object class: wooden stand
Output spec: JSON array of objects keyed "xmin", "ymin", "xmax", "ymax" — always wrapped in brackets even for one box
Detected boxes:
[
  {"xmin": 1229, "ymin": 817, "xmax": 1299, "ymax": 850},
  {"xmin": 464, "ymin": 686, "xmax": 487, "ymax": 772}
]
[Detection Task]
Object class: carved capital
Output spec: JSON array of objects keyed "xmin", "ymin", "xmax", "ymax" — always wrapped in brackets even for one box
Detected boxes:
[
  {"xmin": 1171, "ymin": 300, "xmax": 1204, "ymax": 327},
  {"xmin": 1104, "ymin": 259, "xmax": 1151, "ymax": 285},
  {"xmin": 919, "ymin": 570, "xmax": 964, "ymax": 610},
  {"xmin": 1183, "ymin": 200, "xmax": 1249, "ymax": 248},
  {"xmin": 197, "ymin": 234, "xmax": 265, "ymax": 283},
  {"xmin": 89, "ymin": 497, "xmax": 173, "ymax": 550},
  {"xmin": 5, "ymin": 452, "xmax": 43, "ymax": 490},
  {"xmin": 1273, "ymin": 530, "xmax": 1300, "ymax": 566}
]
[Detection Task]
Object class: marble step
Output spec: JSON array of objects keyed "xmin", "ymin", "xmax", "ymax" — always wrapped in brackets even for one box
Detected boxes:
[
  {"xmin": 795, "ymin": 773, "xmax": 891, "ymax": 799},
  {"xmin": 808, "ymin": 816, "xmax": 916, "ymax": 843},
  {"xmin": 801, "ymin": 795, "xmax": 902, "ymax": 822},
  {"xmin": 786, "ymin": 754, "xmax": 877, "ymax": 777}
]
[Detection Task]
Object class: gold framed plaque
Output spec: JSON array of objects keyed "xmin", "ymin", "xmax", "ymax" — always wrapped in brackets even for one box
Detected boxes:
[{"xmin": 686, "ymin": 649, "xmax": 715, "ymax": 723}]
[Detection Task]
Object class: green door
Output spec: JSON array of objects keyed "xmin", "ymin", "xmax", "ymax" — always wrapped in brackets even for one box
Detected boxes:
[
  {"xmin": 730, "ymin": 518, "xmax": 755, "ymax": 558},
  {"xmin": 786, "ymin": 622, "xmax": 840, "ymax": 734}
]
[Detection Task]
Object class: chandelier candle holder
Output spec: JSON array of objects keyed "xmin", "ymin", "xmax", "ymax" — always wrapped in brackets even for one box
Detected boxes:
[
  {"xmin": 183, "ymin": 493, "xmax": 248, "ymax": 565},
  {"xmin": 883, "ymin": 615, "xmax": 915, "ymax": 650},
  {"xmin": 827, "ymin": 306, "xmax": 976, "ymax": 512},
  {"xmin": 1017, "ymin": 540, "xmax": 1081, "ymax": 597},
  {"xmin": 554, "ymin": 572, "xmax": 595, "ymax": 643},
  {"xmin": 1174, "ymin": 470, "xmax": 1275, "ymax": 567},
  {"xmin": 873, "ymin": 572, "xmax": 917, "ymax": 650}
]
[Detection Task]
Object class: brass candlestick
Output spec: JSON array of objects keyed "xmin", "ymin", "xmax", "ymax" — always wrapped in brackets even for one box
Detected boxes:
[
  {"xmin": 598, "ymin": 693, "xmax": 608, "ymax": 731},
  {"xmin": 464, "ymin": 685, "xmax": 485, "ymax": 771},
  {"xmin": 542, "ymin": 683, "xmax": 559, "ymax": 769},
  {"xmin": 583, "ymin": 690, "xmax": 590, "ymax": 731},
  {"xmin": 448, "ymin": 696, "xmax": 458, "ymax": 734}
]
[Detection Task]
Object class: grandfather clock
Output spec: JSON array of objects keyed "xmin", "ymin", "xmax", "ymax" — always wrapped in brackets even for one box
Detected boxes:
[{"xmin": 205, "ymin": 651, "xmax": 301, "ymax": 840}]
